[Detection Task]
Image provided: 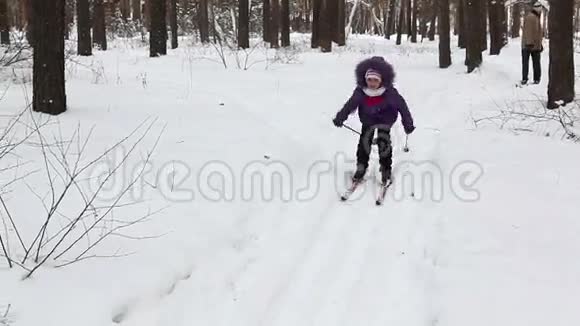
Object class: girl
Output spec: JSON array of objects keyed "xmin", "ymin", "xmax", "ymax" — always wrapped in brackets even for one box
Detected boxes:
[{"xmin": 333, "ymin": 56, "xmax": 415, "ymax": 185}]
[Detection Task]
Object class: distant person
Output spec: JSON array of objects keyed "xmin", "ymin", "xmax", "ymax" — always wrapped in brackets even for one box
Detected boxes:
[
  {"xmin": 332, "ymin": 56, "xmax": 415, "ymax": 186},
  {"xmin": 521, "ymin": 2, "xmax": 544, "ymax": 85}
]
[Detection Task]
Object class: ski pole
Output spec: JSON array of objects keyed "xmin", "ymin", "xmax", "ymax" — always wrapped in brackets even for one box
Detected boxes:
[
  {"xmin": 403, "ymin": 135, "xmax": 410, "ymax": 152},
  {"xmin": 343, "ymin": 123, "xmax": 361, "ymax": 135},
  {"xmin": 343, "ymin": 124, "xmax": 379, "ymax": 145}
]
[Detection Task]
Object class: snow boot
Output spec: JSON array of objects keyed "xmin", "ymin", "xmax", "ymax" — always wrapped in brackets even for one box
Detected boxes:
[
  {"xmin": 352, "ymin": 164, "xmax": 367, "ymax": 182},
  {"xmin": 380, "ymin": 166, "xmax": 392, "ymax": 185}
]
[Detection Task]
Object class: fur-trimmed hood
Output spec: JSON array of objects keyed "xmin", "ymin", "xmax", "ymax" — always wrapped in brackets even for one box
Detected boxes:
[{"xmin": 355, "ymin": 56, "xmax": 395, "ymax": 88}]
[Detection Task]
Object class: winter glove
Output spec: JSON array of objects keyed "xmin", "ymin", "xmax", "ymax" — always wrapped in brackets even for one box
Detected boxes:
[
  {"xmin": 404, "ymin": 125, "xmax": 416, "ymax": 135},
  {"xmin": 332, "ymin": 117, "xmax": 344, "ymax": 128}
]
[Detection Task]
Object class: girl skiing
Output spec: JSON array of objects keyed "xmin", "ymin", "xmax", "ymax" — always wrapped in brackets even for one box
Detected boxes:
[{"xmin": 333, "ymin": 56, "xmax": 415, "ymax": 185}]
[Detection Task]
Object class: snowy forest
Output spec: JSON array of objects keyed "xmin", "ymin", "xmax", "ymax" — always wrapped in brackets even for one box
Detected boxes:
[
  {"xmin": 0, "ymin": 0, "xmax": 577, "ymax": 110},
  {"xmin": 1, "ymin": 0, "xmax": 580, "ymax": 326}
]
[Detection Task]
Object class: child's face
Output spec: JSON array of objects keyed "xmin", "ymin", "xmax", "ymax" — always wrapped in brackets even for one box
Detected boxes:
[{"xmin": 366, "ymin": 77, "xmax": 382, "ymax": 90}]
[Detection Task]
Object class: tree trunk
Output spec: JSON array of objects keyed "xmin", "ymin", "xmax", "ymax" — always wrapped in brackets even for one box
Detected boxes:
[
  {"xmin": 144, "ymin": 0, "xmax": 151, "ymax": 29},
  {"xmin": 396, "ymin": 0, "xmax": 405, "ymax": 45},
  {"xmin": 480, "ymin": 0, "xmax": 487, "ymax": 51},
  {"xmin": 386, "ymin": 0, "xmax": 396, "ymax": 38},
  {"xmin": 93, "ymin": 0, "xmax": 107, "ymax": 50},
  {"xmin": 132, "ymin": 0, "xmax": 141, "ymax": 22},
  {"xmin": 77, "ymin": 0, "xmax": 92, "ymax": 55},
  {"xmin": 406, "ymin": 0, "xmax": 412, "ymax": 37},
  {"xmin": 411, "ymin": 0, "xmax": 418, "ymax": 42},
  {"xmin": 319, "ymin": 0, "xmax": 331, "ymax": 52},
  {"xmin": 488, "ymin": 0, "xmax": 505, "ymax": 55},
  {"xmin": 458, "ymin": 0, "xmax": 465, "ymax": 48},
  {"xmin": 311, "ymin": 0, "xmax": 320, "ymax": 48},
  {"xmin": 454, "ymin": 3, "xmax": 459, "ymax": 35},
  {"xmin": 32, "ymin": 0, "xmax": 67, "ymax": 115},
  {"xmin": 305, "ymin": 0, "xmax": 311, "ymax": 32},
  {"xmin": 337, "ymin": 0, "xmax": 346, "ymax": 45},
  {"xmin": 170, "ymin": 0, "xmax": 178, "ymax": 48},
  {"xmin": 121, "ymin": 0, "xmax": 131, "ymax": 20},
  {"xmin": 281, "ymin": 0, "xmax": 290, "ymax": 46},
  {"xmin": 150, "ymin": 0, "xmax": 167, "ymax": 56},
  {"xmin": 64, "ymin": 0, "xmax": 74, "ymax": 40},
  {"xmin": 438, "ymin": 0, "xmax": 451, "ymax": 68},
  {"xmin": 542, "ymin": 7, "xmax": 548, "ymax": 37},
  {"xmin": 270, "ymin": 0, "xmax": 280, "ymax": 48},
  {"xmin": 238, "ymin": 0, "xmax": 249, "ymax": 48},
  {"xmin": 0, "ymin": 0, "xmax": 9, "ymax": 45},
  {"xmin": 372, "ymin": 0, "xmax": 380, "ymax": 35},
  {"xmin": 328, "ymin": 0, "xmax": 338, "ymax": 42},
  {"xmin": 428, "ymin": 3, "xmax": 437, "ymax": 41},
  {"xmin": 263, "ymin": 0, "xmax": 270, "ymax": 42},
  {"xmin": 548, "ymin": 0, "xmax": 575, "ymax": 109},
  {"xmin": 500, "ymin": 0, "xmax": 508, "ymax": 45},
  {"xmin": 25, "ymin": 0, "xmax": 34, "ymax": 46},
  {"xmin": 420, "ymin": 17, "xmax": 428, "ymax": 40},
  {"xmin": 465, "ymin": 0, "xmax": 482, "ymax": 73},
  {"xmin": 510, "ymin": 3, "xmax": 520, "ymax": 38},
  {"xmin": 199, "ymin": 0, "xmax": 209, "ymax": 43}
]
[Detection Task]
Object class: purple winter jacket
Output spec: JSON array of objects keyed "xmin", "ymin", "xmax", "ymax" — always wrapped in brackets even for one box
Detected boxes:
[{"xmin": 334, "ymin": 57, "xmax": 415, "ymax": 133}]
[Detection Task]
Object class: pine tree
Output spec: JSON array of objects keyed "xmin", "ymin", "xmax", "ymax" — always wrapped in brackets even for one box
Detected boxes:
[
  {"xmin": 438, "ymin": 0, "xmax": 451, "ymax": 68},
  {"xmin": 411, "ymin": 0, "xmax": 418, "ymax": 42},
  {"xmin": 311, "ymin": 0, "xmax": 320, "ymax": 48},
  {"xmin": 510, "ymin": 3, "xmax": 520, "ymax": 38},
  {"xmin": 548, "ymin": 0, "xmax": 575, "ymax": 109},
  {"xmin": 93, "ymin": 0, "xmax": 107, "ymax": 50},
  {"xmin": 0, "ymin": 0, "xmax": 9, "ymax": 45},
  {"xmin": 77, "ymin": 0, "xmax": 92, "ymax": 55},
  {"xmin": 32, "ymin": 0, "xmax": 67, "ymax": 115},
  {"xmin": 170, "ymin": 0, "xmax": 178, "ymax": 49},
  {"xmin": 319, "ymin": 0, "xmax": 331, "ymax": 52},
  {"xmin": 337, "ymin": 0, "xmax": 346, "ymax": 45},
  {"xmin": 281, "ymin": 0, "xmax": 290, "ymax": 47},
  {"xmin": 397, "ymin": 0, "xmax": 405, "ymax": 45},
  {"xmin": 150, "ymin": 0, "xmax": 167, "ymax": 56},
  {"xmin": 239, "ymin": 0, "xmax": 250, "ymax": 48},
  {"xmin": 458, "ymin": 0, "xmax": 465, "ymax": 48},
  {"xmin": 488, "ymin": 0, "xmax": 506, "ymax": 55},
  {"xmin": 132, "ymin": 0, "xmax": 141, "ymax": 22},
  {"xmin": 480, "ymin": 0, "xmax": 487, "ymax": 51},
  {"xmin": 199, "ymin": 0, "xmax": 209, "ymax": 43},
  {"xmin": 270, "ymin": 0, "xmax": 280, "ymax": 48},
  {"xmin": 386, "ymin": 0, "xmax": 396, "ymax": 39},
  {"xmin": 406, "ymin": 0, "xmax": 412, "ymax": 36},
  {"xmin": 465, "ymin": 0, "xmax": 482, "ymax": 73},
  {"xmin": 428, "ymin": 0, "xmax": 437, "ymax": 41}
]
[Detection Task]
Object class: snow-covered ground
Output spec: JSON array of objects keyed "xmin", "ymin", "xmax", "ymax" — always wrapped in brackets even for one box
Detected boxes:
[{"xmin": 1, "ymin": 34, "xmax": 580, "ymax": 326}]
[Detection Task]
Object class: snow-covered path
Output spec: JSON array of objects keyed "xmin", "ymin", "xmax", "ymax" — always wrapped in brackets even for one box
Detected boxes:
[{"xmin": 2, "ymin": 36, "xmax": 580, "ymax": 326}]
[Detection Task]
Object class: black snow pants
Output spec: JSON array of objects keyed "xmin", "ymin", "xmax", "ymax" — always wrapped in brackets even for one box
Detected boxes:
[
  {"xmin": 356, "ymin": 124, "xmax": 392, "ymax": 172},
  {"xmin": 522, "ymin": 48, "xmax": 541, "ymax": 83}
]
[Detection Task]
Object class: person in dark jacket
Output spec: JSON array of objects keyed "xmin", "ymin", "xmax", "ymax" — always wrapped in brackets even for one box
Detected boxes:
[
  {"xmin": 333, "ymin": 56, "xmax": 415, "ymax": 184},
  {"xmin": 521, "ymin": 2, "xmax": 544, "ymax": 84}
]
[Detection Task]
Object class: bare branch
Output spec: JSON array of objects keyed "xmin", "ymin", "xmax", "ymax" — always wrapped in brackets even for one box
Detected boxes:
[
  {"xmin": 25, "ymin": 120, "xmax": 163, "ymax": 278},
  {"xmin": 0, "ymin": 196, "xmax": 26, "ymax": 253}
]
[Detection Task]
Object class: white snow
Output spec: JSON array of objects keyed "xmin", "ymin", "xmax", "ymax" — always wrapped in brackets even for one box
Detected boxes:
[{"xmin": 1, "ymin": 34, "xmax": 580, "ymax": 326}]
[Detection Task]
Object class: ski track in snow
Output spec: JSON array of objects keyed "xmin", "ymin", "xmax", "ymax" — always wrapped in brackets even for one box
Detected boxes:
[{"xmin": 118, "ymin": 54, "xmax": 451, "ymax": 326}]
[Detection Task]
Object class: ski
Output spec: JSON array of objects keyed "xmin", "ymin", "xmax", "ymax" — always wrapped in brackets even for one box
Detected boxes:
[
  {"xmin": 340, "ymin": 180, "xmax": 364, "ymax": 201},
  {"xmin": 375, "ymin": 180, "xmax": 393, "ymax": 206}
]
